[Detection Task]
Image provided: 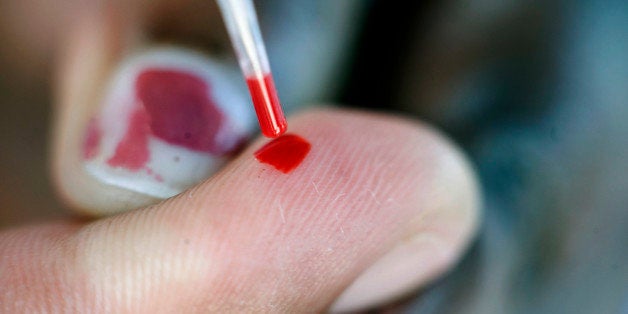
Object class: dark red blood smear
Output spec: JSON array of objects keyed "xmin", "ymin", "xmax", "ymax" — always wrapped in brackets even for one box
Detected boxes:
[
  {"xmin": 246, "ymin": 74, "xmax": 287, "ymax": 138},
  {"xmin": 136, "ymin": 69, "xmax": 227, "ymax": 153},
  {"xmin": 107, "ymin": 109, "xmax": 151, "ymax": 170},
  {"xmin": 83, "ymin": 118, "xmax": 102, "ymax": 160},
  {"xmin": 107, "ymin": 69, "xmax": 231, "ymax": 171},
  {"xmin": 254, "ymin": 134, "xmax": 311, "ymax": 173}
]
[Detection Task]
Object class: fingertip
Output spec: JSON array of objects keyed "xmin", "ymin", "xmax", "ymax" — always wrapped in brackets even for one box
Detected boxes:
[
  {"xmin": 158, "ymin": 107, "xmax": 481, "ymax": 311},
  {"xmin": 52, "ymin": 11, "xmax": 253, "ymax": 216},
  {"xmin": 43, "ymin": 107, "xmax": 479, "ymax": 312},
  {"xmin": 285, "ymin": 108, "xmax": 481, "ymax": 312}
]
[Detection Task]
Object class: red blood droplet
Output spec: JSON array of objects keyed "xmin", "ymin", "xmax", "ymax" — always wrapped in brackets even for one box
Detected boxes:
[{"xmin": 254, "ymin": 134, "xmax": 311, "ymax": 173}]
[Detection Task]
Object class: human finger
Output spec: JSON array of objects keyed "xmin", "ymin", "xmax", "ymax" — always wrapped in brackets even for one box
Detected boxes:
[{"xmin": 4, "ymin": 109, "xmax": 479, "ymax": 312}]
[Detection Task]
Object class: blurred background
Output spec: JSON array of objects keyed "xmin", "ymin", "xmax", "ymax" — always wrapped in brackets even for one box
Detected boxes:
[
  {"xmin": 0, "ymin": 0, "xmax": 64, "ymax": 225},
  {"xmin": 1, "ymin": 0, "xmax": 627, "ymax": 313}
]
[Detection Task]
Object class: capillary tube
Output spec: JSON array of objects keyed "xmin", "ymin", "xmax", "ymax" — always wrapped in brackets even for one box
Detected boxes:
[{"xmin": 216, "ymin": 0, "xmax": 287, "ymax": 138}]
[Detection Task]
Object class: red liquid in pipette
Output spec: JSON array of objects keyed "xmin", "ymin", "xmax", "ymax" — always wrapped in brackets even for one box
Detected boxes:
[{"xmin": 245, "ymin": 74, "xmax": 287, "ymax": 138}]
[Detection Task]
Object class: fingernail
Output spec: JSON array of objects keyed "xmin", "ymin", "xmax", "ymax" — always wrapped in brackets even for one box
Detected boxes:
[{"xmin": 82, "ymin": 48, "xmax": 254, "ymax": 198}]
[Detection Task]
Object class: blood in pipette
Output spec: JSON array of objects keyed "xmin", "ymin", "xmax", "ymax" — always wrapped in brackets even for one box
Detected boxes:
[
  {"xmin": 254, "ymin": 134, "xmax": 311, "ymax": 173},
  {"xmin": 246, "ymin": 74, "xmax": 287, "ymax": 138}
]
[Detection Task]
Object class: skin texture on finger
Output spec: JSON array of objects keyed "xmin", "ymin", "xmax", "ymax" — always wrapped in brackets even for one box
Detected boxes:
[
  {"xmin": 330, "ymin": 122, "xmax": 480, "ymax": 313},
  {"xmin": 3, "ymin": 109, "xmax": 479, "ymax": 312}
]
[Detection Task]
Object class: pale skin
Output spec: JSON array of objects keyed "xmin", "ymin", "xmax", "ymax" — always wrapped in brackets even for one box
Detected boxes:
[{"xmin": 0, "ymin": 1, "xmax": 480, "ymax": 312}]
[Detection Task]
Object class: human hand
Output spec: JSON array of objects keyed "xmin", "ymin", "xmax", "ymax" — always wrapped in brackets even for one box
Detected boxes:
[
  {"xmin": 2, "ymin": 108, "xmax": 479, "ymax": 312},
  {"xmin": 0, "ymin": 1, "xmax": 479, "ymax": 312}
]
